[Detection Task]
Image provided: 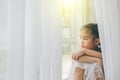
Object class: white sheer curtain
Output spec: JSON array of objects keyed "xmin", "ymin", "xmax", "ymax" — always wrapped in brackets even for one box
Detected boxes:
[
  {"xmin": 39, "ymin": 0, "xmax": 62, "ymax": 80},
  {"xmin": 94, "ymin": 0, "xmax": 120, "ymax": 80},
  {"xmin": 6, "ymin": 0, "xmax": 62, "ymax": 80}
]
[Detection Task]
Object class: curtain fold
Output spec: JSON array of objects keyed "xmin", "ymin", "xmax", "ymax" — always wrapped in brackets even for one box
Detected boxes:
[
  {"xmin": 94, "ymin": 0, "xmax": 120, "ymax": 80},
  {"xmin": 24, "ymin": 0, "xmax": 39, "ymax": 80},
  {"xmin": 0, "ymin": 0, "xmax": 7, "ymax": 80},
  {"xmin": 40, "ymin": 0, "xmax": 62, "ymax": 80},
  {"xmin": 7, "ymin": 0, "xmax": 25, "ymax": 80}
]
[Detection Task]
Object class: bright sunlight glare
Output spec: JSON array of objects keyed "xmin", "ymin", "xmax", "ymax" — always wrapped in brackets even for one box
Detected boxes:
[{"xmin": 64, "ymin": 0, "xmax": 74, "ymax": 7}]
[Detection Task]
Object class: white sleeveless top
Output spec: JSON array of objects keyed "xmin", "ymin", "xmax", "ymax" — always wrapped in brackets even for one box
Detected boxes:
[{"xmin": 67, "ymin": 60, "xmax": 104, "ymax": 80}]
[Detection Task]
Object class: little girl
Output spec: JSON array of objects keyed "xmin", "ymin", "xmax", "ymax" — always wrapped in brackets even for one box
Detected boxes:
[{"xmin": 68, "ymin": 23, "xmax": 104, "ymax": 80}]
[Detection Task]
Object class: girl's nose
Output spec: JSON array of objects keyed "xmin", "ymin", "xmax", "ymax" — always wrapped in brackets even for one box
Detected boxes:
[{"xmin": 80, "ymin": 39, "xmax": 84, "ymax": 44}]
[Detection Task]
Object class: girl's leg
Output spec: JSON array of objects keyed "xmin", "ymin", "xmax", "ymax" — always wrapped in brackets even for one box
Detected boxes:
[
  {"xmin": 94, "ymin": 69, "xmax": 104, "ymax": 80},
  {"xmin": 74, "ymin": 67, "xmax": 84, "ymax": 80}
]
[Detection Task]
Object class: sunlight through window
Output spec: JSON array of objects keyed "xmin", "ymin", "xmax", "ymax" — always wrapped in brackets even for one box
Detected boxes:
[{"xmin": 64, "ymin": 0, "xmax": 74, "ymax": 8}]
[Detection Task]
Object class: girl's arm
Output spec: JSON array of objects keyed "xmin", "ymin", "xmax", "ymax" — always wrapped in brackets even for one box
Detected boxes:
[
  {"xmin": 72, "ymin": 48, "xmax": 102, "ymax": 60},
  {"xmin": 77, "ymin": 55, "xmax": 103, "ymax": 68},
  {"xmin": 84, "ymin": 48, "xmax": 102, "ymax": 59}
]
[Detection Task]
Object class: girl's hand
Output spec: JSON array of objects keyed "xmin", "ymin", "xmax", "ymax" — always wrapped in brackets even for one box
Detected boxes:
[
  {"xmin": 95, "ymin": 58, "xmax": 103, "ymax": 68},
  {"xmin": 72, "ymin": 49, "xmax": 85, "ymax": 60}
]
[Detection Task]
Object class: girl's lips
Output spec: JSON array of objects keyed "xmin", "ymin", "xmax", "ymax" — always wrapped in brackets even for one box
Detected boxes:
[{"xmin": 81, "ymin": 45, "xmax": 84, "ymax": 48}]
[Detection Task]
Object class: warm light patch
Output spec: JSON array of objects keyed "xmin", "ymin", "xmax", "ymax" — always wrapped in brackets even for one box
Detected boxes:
[{"xmin": 64, "ymin": 0, "xmax": 74, "ymax": 7}]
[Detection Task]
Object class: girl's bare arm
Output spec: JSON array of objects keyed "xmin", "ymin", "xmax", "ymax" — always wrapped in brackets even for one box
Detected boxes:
[
  {"xmin": 84, "ymin": 48, "xmax": 102, "ymax": 59},
  {"xmin": 72, "ymin": 48, "xmax": 102, "ymax": 60},
  {"xmin": 77, "ymin": 55, "xmax": 103, "ymax": 67}
]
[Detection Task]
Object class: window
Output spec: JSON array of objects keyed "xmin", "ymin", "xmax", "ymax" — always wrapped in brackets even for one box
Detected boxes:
[{"xmin": 62, "ymin": 0, "xmax": 96, "ymax": 80}]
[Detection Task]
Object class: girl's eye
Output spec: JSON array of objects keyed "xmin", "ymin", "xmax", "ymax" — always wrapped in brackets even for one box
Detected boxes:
[{"xmin": 83, "ymin": 38, "xmax": 88, "ymax": 40}]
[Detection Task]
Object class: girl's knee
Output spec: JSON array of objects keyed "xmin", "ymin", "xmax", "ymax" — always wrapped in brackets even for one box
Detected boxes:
[
  {"xmin": 96, "ymin": 78, "xmax": 101, "ymax": 80},
  {"xmin": 75, "ymin": 67, "xmax": 84, "ymax": 73},
  {"xmin": 74, "ymin": 67, "xmax": 84, "ymax": 80}
]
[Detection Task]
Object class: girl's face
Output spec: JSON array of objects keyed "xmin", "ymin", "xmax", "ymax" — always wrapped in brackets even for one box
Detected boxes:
[{"xmin": 80, "ymin": 28, "xmax": 100, "ymax": 50}]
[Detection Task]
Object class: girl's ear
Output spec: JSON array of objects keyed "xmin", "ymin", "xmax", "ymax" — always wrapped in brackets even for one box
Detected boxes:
[{"xmin": 95, "ymin": 38, "xmax": 100, "ymax": 45}]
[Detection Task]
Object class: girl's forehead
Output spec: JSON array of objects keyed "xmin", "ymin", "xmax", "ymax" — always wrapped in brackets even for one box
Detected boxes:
[{"xmin": 80, "ymin": 28, "xmax": 92, "ymax": 36}]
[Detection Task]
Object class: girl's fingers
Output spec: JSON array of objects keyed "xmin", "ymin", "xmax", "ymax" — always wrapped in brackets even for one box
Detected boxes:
[
  {"xmin": 72, "ymin": 53, "xmax": 83, "ymax": 60},
  {"xmin": 76, "ymin": 56, "xmax": 79, "ymax": 60},
  {"xmin": 72, "ymin": 54, "xmax": 77, "ymax": 60},
  {"xmin": 72, "ymin": 54, "xmax": 79, "ymax": 60},
  {"xmin": 72, "ymin": 54, "xmax": 75, "ymax": 60}
]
